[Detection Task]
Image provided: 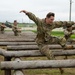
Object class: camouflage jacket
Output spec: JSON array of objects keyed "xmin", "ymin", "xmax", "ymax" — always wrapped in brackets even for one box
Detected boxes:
[
  {"xmin": 12, "ymin": 25, "xmax": 18, "ymax": 32},
  {"xmin": 0, "ymin": 25, "xmax": 5, "ymax": 31},
  {"xmin": 26, "ymin": 12, "xmax": 75, "ymax": 44}
]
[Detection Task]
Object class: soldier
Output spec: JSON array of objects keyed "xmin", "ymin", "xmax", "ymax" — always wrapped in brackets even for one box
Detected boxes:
[
  {"xmin": 0, "ymin": 23, "xmax": 7, "ymax": 34},
  {"xmin": 20, "ymin": 10, "xmax": 75, "ymax": 59},
  {"xmin": 20, "ymin": 10, "xmax": 75, "ymax": 74},
  {"xmin": 12, "ymin": 20, "xmax": 21, "ymax": 36}
]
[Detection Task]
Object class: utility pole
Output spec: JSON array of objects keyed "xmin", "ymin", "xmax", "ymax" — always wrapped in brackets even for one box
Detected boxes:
[
  {"xmin": 69, "ymin": 0, "xmax": 72, "ymax": 21},
  {"xmin": 22, "ymin": 18, "xmax": 23, "ymax": 23}
]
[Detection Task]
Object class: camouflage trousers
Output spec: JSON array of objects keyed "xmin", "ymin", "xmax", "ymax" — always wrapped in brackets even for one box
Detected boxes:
[
  {"xmin": 36, "ymin": 36, "xmax": 68, "ymax": 74},
  {"xmin": 37, "ymin": 36, "xmax": 67, "ymax": 60},
  {"xmin": 13, "ymin": 30, "xmax": 21, "ymax": 36}
]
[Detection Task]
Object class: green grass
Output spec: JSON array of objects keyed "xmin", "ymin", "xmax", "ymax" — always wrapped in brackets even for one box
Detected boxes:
[
  {"xmin": 24, "ymin": 69, "xmax": 75, "ymax": 75},
  {"xmin": 0, "ymin": 70, "xmax": 4, "ymax": 75},
  {"xmin": 32, "ymin": 30, "xmax": 75, "ymax": 39}
]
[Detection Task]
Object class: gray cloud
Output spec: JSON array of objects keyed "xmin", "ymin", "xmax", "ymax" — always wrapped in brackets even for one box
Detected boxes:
[{"xmin": 0, "ymin": 0, "xmax": 75, "ymax": 22}]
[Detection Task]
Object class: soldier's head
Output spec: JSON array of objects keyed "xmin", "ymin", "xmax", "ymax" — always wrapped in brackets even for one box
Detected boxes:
[
  {"xmin": 46, "ymin": 12, "xmax": 55, "ymax": 24},
  {"xmin": 2, "ymin": 23, "xmax": 5, "ymax": 25},
  {"xmin": 14, "ymin": 20, "xmax": 17, "ymax": 26}
]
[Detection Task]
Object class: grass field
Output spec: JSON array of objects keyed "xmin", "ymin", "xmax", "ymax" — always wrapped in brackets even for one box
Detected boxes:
[{"xmin": 32, "ymin": 30, "xmax": 75, "ymax": 39}]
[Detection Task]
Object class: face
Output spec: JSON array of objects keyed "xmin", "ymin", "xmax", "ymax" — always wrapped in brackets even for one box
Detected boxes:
[
  {"xmin": 2, "ymin": 23, "xmax": 5, "ymax": 25},
  {"xmin": 46, "ymin": 16, "xmax": 54, "ymax": 24},
  {"xmin": 14, "ymin": 21, "xmax": 17, "ymax": 26}
]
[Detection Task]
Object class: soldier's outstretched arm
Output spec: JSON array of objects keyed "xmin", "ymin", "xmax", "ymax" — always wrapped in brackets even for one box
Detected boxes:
[
  {"xmin": 20, "ymin": 10, "xmax": 41, "ymax": 25},
  {"xmin": 54, "ymin": 21, "xmax": 75, "ymax": 28},
  {"xmin": 72, "ymin": 25, "xmax": 75, "ymax": 30},
  {"xmin": 1, "ymin": 24, "xmax": 7, "ymax": 28}
]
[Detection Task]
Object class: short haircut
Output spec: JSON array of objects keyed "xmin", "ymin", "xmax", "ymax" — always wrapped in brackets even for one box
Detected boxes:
[
  {"xmin": 46, "ymin": 12, "xmax": 55, "ymax": 18},
  {"xmin": 14, "ymin": 20, "xmax": 17, "ymax": 22},
  {"xmin": 2, "ymin": 23, "xmax": 4, "ymax": 25}
]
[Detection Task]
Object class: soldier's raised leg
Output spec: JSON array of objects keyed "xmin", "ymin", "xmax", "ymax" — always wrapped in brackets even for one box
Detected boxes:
[
  {"xmin": 58, "ymin": 37, "xmax": 73, "ymax": 49},
  {"xmin": 38, "ymin": 43, "xmax": 64, "ymax": 74},
  {"xmin": 45, "ymin": 36, "xmax": 67, "ymax": 74},
  {"xmin": 38, "ymin": 44, "xmax": 54, "ymax": 60}
]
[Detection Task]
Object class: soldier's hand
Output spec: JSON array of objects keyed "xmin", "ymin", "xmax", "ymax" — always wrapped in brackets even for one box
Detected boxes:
[
  {"xmin": 20, "ymin": 10, "xmax": 28, "ymax": 14},
  {"xmin": 72, "ymin": 31, "xmax": 75, "ymax": 34}
]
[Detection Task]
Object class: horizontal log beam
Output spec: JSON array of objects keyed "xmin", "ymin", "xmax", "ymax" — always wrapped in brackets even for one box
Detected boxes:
[
  {"xmin": 68, "ymin": 39, "xmax": 75, "ymax": 42},
  {"xmin": 0, "ymin": 39, "xmax": 34, "ymax": 42},
  {"xmin": 7, "ymin": 45, "xmax": 75, "ymax": 50},
  {"xmin": 0, "ymin": 49, "xmax": 75, "ymax": 57},
  {"xmin": 0, "ymin": 42, "xmax": 67, "ymax": 46},
  {"xmin": 1, "ymin": 59, "xmax": 75, "ymax": 70},
  {"xmin": 0, "ymin": 42, "xmax": 36, "ymax": 46},
  {"xmin": 0, "ymin": 38, "xmax": 75, "ymax": 42},
  {"xmin": 0, "ymin": 39, "xmax": 74, "ymax": 42}
]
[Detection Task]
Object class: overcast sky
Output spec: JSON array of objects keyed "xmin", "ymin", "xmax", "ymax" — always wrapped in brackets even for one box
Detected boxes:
[{"xmin": 0, "ymin": 0, "xmax": 75, "ymax": 23}]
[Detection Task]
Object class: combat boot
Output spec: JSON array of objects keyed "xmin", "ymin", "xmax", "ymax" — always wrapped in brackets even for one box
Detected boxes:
[
  {"xmin": 47, "ymin": 50, "xmax": 55, "ymax": 60},
  {"xmin": 63, "ymin": 45, "xmax": 73, "ymax": 50}
]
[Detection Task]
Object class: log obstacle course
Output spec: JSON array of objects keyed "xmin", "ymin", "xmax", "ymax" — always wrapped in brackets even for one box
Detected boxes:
[{"xmin": 0, "ymin": 32, "xmax": 75, "ymax": 75}]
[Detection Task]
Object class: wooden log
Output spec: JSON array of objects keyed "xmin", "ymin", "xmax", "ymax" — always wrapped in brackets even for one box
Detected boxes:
[
  {"xmin": 13, "ymin": 58, "xmax": 24, "ymax": 75},
  {"xmin": 0, "ymin": 42, "xmax": 36, "ymax": 46},
  {"xmin": 7, "ymin": 45, "xmax": 75, "ymax": 50},
  {"xmin": 1, "ymin": 59, "xmax": 75, "ymax": 70},
  {"xmin": 0, "ymin": 49, "xmax": 75, "ymax": 57},
  {"xmin": 0, "ymin": 39, "xmax": 34, "ymax": 42},
  {"xmin": 0, "ymin": 42, "xmax": 65, "ymax": 46},
  {"xmin": 68, "ymin": 39, "xmax": 75, "ymax": 42},
  {"xmin": 13, "ymin": 70, "xmax": 24, "ymax": 75}
]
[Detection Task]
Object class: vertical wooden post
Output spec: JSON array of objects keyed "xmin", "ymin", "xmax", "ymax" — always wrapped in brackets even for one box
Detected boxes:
[
  {"xmin": 4, "ymin": 57, "xmax": 11, "ymax": 75},
  {"xmin": 13, "ymin": 58, "xmax": 24, "ymax": 75}
]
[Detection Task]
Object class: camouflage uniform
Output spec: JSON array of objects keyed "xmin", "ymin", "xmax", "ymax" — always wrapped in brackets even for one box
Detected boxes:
[
  {"xmin": 12, "ymin": 25, "xmax": 21, "ymax": 36},
  {"xmin": 26, "ymin": 12, "xmax": 75, "ymax": 59},
  {"xmin": 0, "ymin": 25, "xmax": 6, "ymax": 34},
  {"xmin": 64, "ymin": 25, "xmax": 75, "ymax": 41}
]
